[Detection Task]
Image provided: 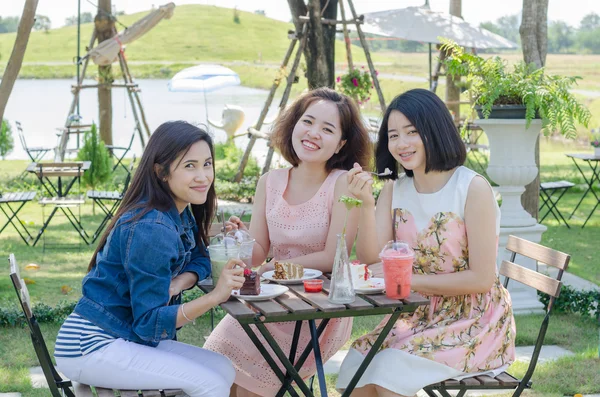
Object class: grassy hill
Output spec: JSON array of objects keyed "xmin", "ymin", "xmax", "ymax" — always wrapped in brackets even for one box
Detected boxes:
[{"xmin": 0, "ymin": 4, "xmax": 377, "ymax": 66}]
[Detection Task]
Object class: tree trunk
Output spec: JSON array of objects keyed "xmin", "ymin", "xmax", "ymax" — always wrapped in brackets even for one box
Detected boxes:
[
  {"xmin": 288, "ymin": 0, "xmax": 338, "ymax": 89},
  {"xmin": 520, "ymin": 0, "xmax": 548, "ymax": 220},
  {"xmin": 0, "ymin": 0, "xmax": 39, "ymax": 122},
  {"xmin": 446, "ymin": 0, "xmax": 462, "ymax": 124},
  {"xmin": 520, "ymin": 0, "xmax": 548, "ymax": 68},
  {"xmin": 96, "ymin": 0, "xmax": 114, "ymax": 146}
]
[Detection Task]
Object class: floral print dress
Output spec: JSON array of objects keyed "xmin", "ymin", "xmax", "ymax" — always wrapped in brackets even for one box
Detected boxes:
[{"xmin": 337, "ymin": 167, "xmax": 516, "ymax": 395}]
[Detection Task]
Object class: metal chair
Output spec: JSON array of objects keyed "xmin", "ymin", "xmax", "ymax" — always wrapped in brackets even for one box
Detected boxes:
[
  {"xmin": 105, "ymin": 128, "xmax": 136, "ymax": 173},
  {"xmin": 87, "ymin": 156, "xmax": 136, "ymax": 243},
  {"xmin": 0, "ymin": 191, "xmax": 37, "ymax": 245},
  {"xmin": 9, "ymin": 253, "xmax": 183, "ymax": 397}
]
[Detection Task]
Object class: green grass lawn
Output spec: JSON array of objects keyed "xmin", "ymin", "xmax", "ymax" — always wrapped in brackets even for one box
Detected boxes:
[
  {"xmin": 1, "ymin": 139, "xmax": 599, "ymax": 395},
  {"xmin": 0, "ymin": 311, "xmax": 597, "ymax": 395}
]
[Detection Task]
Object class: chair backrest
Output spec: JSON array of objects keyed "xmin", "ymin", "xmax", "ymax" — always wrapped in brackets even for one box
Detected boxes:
[
  {"xmin": 121, "ymin": 155, "xmax": 137, "ymax": 196},
  {"xmin": 9, "ymin": 254, "xmax": 75, "ymax": 397},
  {"xmin": 500, "ymin": 235, "xmax": 570, "ymax": 393},
  {"xmin": 15, "ymin": 121, "xmax": 28, "ymax": 150}
]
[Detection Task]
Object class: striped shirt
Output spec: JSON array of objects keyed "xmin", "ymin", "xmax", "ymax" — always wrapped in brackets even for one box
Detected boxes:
[{"xmin": 54, "ymin": 313, "xmax": 116, "ymax": 358}]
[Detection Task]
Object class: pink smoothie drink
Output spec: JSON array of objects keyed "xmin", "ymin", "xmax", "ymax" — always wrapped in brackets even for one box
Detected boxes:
[{"xmin": 380, "ymin": 242, "xmax": 414, "ymax": 299}]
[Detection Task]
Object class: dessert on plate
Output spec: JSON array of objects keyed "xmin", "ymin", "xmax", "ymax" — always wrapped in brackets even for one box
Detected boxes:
[
  {"xmin": 240, "ymin": 268, "xmax": 261, "ymax": 295},
  {"xmin": 350, "ymin": 263, "xmax": 372, "ymax": 287},
  {"xmin": 273, "ymin": 262, "xmax": 304, "ymax": 280}
]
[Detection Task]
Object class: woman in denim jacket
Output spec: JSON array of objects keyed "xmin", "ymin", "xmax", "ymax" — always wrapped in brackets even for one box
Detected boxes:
[{"xmin": 55, "ymin": 121, "xmax": 244, "ymax": 397}]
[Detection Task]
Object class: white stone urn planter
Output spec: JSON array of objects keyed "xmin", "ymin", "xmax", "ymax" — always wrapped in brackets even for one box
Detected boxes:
[{"xmin": 477, "ymin": 118, "xmax": 542, "ymax": 228}]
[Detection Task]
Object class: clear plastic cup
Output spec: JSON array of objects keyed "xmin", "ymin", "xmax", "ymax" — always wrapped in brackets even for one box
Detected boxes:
[
  {"xmin": 208, "ymin": 243, "xmax": 240, "ymax": 286},
  {"xmin": 379, "ymin": 241, "xmax": 414, "ymax": 299}
]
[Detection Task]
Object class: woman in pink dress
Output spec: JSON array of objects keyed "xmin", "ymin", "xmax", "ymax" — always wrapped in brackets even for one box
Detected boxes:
[
  {"xmin": 340, "ymin": 89, "xmax": 516, "ymax": 396},
  {"xmin": 204, "ymin": 87, "xmax": 372, "ymax": 396}
]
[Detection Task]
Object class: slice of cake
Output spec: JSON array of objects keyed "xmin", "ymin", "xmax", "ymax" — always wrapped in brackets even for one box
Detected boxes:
[
  {"xmin": 350, "ymin": 263, "xmax": 373, "ymax": 287},
  {"xmin": 273, "ymin": 262, "xmax": 304, "ymax": 280},
  {"xmin": 240, "ymin": 269, "xmax": 261, "ymax": 295}
]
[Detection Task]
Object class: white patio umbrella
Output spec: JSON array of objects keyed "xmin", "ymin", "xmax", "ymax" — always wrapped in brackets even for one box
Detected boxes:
[
  {"xmin": 167, "ymin": 64, "xmax": 241, "ymax": 124},
  {"xmin": 359, "ymin": 6, "xmax": 518, "ymax": 49},
  {"xmin": 353, "ymin": 6, "xmax": 518, "ymax": 86}
]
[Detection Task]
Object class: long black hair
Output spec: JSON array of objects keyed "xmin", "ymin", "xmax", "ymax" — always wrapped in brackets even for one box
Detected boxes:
[
  {"xmin": 375, "ymin": 89, "xmax": 466, "ymax": 178},
  {"xmin": 88, "ymin": 121, "xmax": 217, "ymax": 271}
]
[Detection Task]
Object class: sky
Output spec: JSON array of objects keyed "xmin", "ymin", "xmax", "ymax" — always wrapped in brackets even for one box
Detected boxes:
[{"xmin": 3, "ymin": 0, "xmax": 600, "ymax": 30}]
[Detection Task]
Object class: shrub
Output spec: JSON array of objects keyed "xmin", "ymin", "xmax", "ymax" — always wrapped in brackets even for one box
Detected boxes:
[
  {"xmin": 76, "ymin": 122, "xmax": 112, "ymax": 189},
  {"xmin": 214, "ymin": 141, "xmax": 260, "ymax": 202},
  {"xmin": 537, "ymin": 285, "xmax": 600, "ymax": 320},
  {"xmin": 0, "ymin": 119, "xmax": 14, "ymax": 159}
]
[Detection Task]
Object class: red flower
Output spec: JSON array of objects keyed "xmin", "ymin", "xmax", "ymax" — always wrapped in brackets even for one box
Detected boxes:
[
  {"xmin": 352, "ymin": 78, "xmax": 358, "ymax": 87},
  {"xmin": 336, "ymin": 76, "xmax": 341, "ymax": 83}
]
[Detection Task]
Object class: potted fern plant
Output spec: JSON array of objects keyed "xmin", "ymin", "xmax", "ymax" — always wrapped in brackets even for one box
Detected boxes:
[
  {"xmin": 440, "ymin": 39, "xmax": 591, "ymax": 228},
  {"xmin": 441, "ymin": 39, "xmax": 591, "ymax": 138}
]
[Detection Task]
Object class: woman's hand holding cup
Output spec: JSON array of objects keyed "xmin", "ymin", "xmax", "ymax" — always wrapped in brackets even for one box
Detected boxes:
[{"xmin": 210, "ymin": 258, "xmax": 245, "ymax": 303}]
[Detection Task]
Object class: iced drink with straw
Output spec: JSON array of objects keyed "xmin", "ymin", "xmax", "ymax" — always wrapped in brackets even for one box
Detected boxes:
[
  {"xmin": 208, "ymin": 242, "xmax": 239, "ymax": 286},
  {"xmin": 379, "ymin": 241, "xmax": 414, "ymax": 299}
]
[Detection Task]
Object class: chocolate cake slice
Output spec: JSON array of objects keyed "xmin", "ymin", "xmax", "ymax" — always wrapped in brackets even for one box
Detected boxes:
[{"xmin": 240, "ymin": 269, "xmax": 261, "ymax": 295}]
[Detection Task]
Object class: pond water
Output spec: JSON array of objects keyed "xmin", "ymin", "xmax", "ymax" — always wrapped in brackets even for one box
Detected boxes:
[{"xmin": 4, "ymin": 79, "xmax": 280, "ymax": 165}]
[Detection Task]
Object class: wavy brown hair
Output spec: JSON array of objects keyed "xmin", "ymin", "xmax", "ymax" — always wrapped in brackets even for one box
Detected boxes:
[
  {"xmin": 271, "ymin": 87, "xmax": 371, "ymax": 171},
  {"xmin": 87, "ymin": 121, "xmax": 217, "ymax": 272}
]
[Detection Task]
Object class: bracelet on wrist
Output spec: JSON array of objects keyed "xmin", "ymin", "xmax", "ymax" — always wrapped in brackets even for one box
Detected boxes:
[{"xmin": 180, "ymin": 302, "xmax": 193, "ymax": 322}]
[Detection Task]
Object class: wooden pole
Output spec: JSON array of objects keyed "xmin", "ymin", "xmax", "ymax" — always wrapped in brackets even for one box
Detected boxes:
[
  {"xmin": 118, "ymin": 52, "xmax": 146, "ymax": 148},
  {"xmin": 234, "ymin": 23, "xmax": 306, "ymax": 182},
  {"xmin": 0, "ymin": 0, "xmax": 39, "ymax": 123},
  {"xmin": 58, "ymin": 31, "xmax": 96, "ymax": 161},
  {"xmin": 446, "ymin": 0, "xmax": 462, "ymax": 124},
  {"xmin": 345, "ymin": 0, "xmax": 385, "ymax": 112},
  {"xmin": 119, "ymin": 51, "xmax": 152, "ymax": 141},
  {"xmin": 260, "ymin": 22, "xmax": 309, "ymax": 175},
  {"xmin": 339, "ymin": 1, "xmax": 354, "ymax": 71},
  {"xmin": 96, "ymin": 0, "xmax": 114, "ymax": 146}
]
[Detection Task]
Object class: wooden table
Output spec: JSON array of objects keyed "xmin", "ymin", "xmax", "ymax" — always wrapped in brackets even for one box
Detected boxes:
[
  {"xmin": 199, "ymin": 277, "xmax": 429, "ymax": 397},
  {"xmin": 566, "ymin": 153, "xmax": 600, "ymax": 227}
]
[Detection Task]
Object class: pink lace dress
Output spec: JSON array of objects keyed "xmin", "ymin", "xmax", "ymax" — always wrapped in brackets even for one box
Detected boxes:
[
  {"xmin": 337, "ymin": 167, "xmax": 516, "ymax": 395},
  {"xmin": 204, "ymin": 167, "xmax": 353, "ymax": 396}
]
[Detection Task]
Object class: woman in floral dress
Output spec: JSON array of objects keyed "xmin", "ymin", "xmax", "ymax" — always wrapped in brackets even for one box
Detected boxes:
[{"xmin": 339, "ymin": 89, "xmax": 515, "ymax": 396}]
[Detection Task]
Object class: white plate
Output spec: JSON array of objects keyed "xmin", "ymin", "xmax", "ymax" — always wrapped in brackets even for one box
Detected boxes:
[
  {"xmin": 231, "ymin": 283, "xmax": 289, "ymax": 301},
  {"xmin": 354, "ymin": 278, "xmax": 385, "ymax": 294},
  {"xmin": 262, "ymin": 269, "xmax": 323, "ymax": 284}
]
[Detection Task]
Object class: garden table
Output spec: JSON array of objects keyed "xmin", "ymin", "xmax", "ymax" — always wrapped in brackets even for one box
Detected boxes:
[
  {"xmin": 198, "ymin": 276, "xmax": 429, "ymax": 397},
  {"xmin": 565, "ymin": 153, "xmax": 600, "ymax": 228},
  {"xmin": 26, "ymin": 161, "xmax": 91, "ymax": 245}
]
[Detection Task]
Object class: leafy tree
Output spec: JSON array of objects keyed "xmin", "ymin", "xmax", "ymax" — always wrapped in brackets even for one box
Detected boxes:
[
  {"xmin": 0, "ymin": 16, "xmax": 20, "ymax": 33},
  {"xmin": 33, "ymin": 14, "xmax": 51, "ymax": 33},
  {"xmin": 480, "ymin": 14, "xmax": 520, "ymax": 44},
  {"xmin": 0, "ymin": 119, "xmax": 14, "ymax": 160},
  {"xmin": 76, "ymin": 123, "xmax": 112, "ymax": 189},
  {"xmin": 579, "ymin": 12, "xmax": 600, "ymax": 31},
  {"xmin": 548, "ymin": 21, "xmax": 575, "ymax": 53},
  {"xmin": 64, "ymin": 12, "xmax": 93, "ymax": 26},
  {"xmin": 576, "ymin": 28, "xmax": 600, "ymax": 53}
]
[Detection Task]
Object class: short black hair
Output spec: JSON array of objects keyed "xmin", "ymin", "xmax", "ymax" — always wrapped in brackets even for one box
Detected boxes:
[{"xmin": 375, "ymin": 89, "xmax": 466, "ymax": 178}]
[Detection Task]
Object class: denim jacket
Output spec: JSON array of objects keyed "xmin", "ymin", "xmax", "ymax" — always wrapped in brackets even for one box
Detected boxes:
[{"xmin": 74, "ymin": 204, "xmax": 211, "ymax": 346}]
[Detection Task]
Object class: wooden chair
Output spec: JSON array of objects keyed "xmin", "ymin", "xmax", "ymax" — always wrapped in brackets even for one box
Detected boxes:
[
  {"xmin": 422, "ymin": 235, "xmax": 570, "ymax": 397},
  {"xmin": 8, "ymin": 253, "xmax": 183, "ymax": 397}
]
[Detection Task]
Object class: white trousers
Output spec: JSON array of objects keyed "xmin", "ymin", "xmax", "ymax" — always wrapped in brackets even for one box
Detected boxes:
[{"xmin": 56, "ymin": 338, "xmax": 235, "ymax": 397}]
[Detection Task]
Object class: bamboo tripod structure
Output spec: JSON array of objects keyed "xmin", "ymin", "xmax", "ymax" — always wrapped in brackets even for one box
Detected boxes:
[
  {"xmin": 233, "ymin": 0, "xmax": 385, "ymax": 182},
  {"xmin": 56, "ymin": 28, "xmax": 151, "ymax": 161}
]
